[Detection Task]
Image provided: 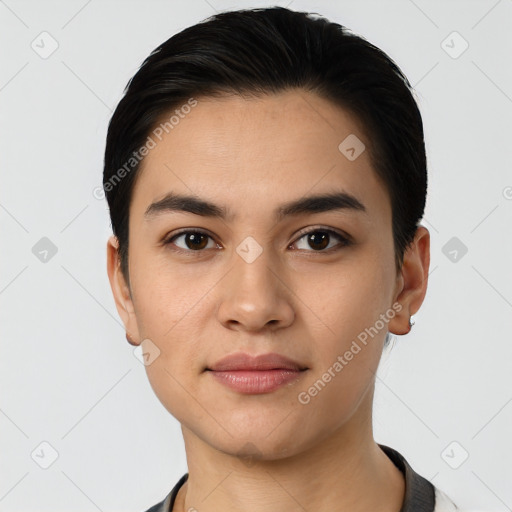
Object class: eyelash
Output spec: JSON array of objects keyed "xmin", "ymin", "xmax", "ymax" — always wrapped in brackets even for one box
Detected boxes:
[{"xmin": 162, "ymin": 227, "xmax": 352, "ymax": 255}]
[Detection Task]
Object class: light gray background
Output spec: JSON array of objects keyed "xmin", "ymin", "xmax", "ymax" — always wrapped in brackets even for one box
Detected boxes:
[{"xmin": 1, "ymin": 0, "xmax": 511, "ymax": 510}]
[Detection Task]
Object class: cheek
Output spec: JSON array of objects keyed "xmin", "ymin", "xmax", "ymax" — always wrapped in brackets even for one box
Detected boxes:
[
  {"xmin": 298, "ymin": 256, "xmax": 394, "ymax": 343},
  {"xmin": 134, "ymin": 270, "xmax": 209, "ymax": 423},
  {"xmin": 129, "ymin": 247, "xmax": 207, "ymax": 336},
  {"xmin": 129, "ymin": 245, "xmax": 218, "ymax": 346},
  {"xmin": 296, "ymin": 291, "xmax": 385, "ymax": 429},
  {"xmin": 297, "ymin": 252, "xmax": 393, "ymax": 397}
]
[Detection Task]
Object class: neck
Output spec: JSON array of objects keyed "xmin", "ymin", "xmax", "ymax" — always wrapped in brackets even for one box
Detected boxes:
[{"xmin": 174, "ymin": 396, "xmax": 405, "ymax": 512}]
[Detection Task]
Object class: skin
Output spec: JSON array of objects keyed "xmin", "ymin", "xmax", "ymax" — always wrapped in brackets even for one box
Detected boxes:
[{"xmin": 107, "ymin": 89, "xmax": 430, "ymax": 512}]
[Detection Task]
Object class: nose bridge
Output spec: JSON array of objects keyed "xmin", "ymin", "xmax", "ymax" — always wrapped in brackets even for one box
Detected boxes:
[
  {"xmin": 232, "ymin": 235, "xmax": 279, "ymax": 299},
  {"xmin": 216, "ymin": 234, "xmax": 295, "ymax": 330}
]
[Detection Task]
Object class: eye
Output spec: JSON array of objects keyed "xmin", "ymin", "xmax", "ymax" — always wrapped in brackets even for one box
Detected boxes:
[
  {"xmin": 292, "ymin": 228, "xmax": 351, "ymax": 252},
  {"xmin": 163, "ymin": 227, "xmax": 351, "ymax": 254},
  {"xmin": 164, "ymin": 230, "xmax": 218, "ymax": 252}
]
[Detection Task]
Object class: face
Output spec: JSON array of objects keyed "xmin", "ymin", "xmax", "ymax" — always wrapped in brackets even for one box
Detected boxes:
[{"xmin": 107, "ymin": 89, "xmax": 429, "ymax": 460}]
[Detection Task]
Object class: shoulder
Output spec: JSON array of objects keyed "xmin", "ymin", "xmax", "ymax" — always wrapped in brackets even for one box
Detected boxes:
[
  {"xmin": 434, "ymin": 487, "xmax": 459, "ymax": 511},
  {"xmin": 434, "ymin": 487, "xmax": 491, "ymax": 512},
  {"xmin": 139, "ymin": 473, "xmax": 189, "ymax": 512},
  {"xmin": 141, "ymin": 500, "xmax": 166, "ymax": 512}
]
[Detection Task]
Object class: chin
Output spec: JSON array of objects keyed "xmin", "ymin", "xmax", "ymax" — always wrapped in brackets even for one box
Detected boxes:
[
  {"xmin": 214, "ymin": 433, "xmax": 307, "ymax": 462},
  {"xmin": 191, "ymin": 416, "xmax": 328, "ymax": 464}
]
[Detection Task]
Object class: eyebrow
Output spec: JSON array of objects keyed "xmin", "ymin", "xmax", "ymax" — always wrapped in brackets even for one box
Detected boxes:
[{"xmin": 144, "ymin": 190, "xmax": 367, "ymax": 222}]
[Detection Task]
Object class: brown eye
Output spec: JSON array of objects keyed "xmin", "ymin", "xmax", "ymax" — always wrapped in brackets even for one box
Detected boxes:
[
  {"xmin": 165, "ymin": 230, "xmax": 216, "ymax": 251},
  {"xmin": 306, "ymin": 232, "xmax": 329, "ymax": 250},
  {"xmin": 293, "ymin": 229, "xmax": 350, "ymax": 252},
  {"xmin": 183, "ymin": 232, "xmax": 209, "ymax": 250}
]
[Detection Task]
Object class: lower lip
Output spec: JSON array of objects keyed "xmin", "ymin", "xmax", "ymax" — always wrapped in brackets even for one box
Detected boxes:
[{"xmin": 208, "ymin": 369, "xmax": 305, "ymax": 394}]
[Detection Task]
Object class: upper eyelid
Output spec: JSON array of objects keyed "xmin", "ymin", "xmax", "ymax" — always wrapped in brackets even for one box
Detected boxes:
[
  {"xmin": 294, "ymin": 226, "xmax": 350, "ymax": 241},
  {"xmin": 164, "ymin": 228, "xmax": 216, "ymax": 244}
]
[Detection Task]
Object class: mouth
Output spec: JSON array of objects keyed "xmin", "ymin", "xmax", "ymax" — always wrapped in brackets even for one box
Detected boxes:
[{"xmin": 205, "ymin": 352, "xmax": 308, "ymax": 394}]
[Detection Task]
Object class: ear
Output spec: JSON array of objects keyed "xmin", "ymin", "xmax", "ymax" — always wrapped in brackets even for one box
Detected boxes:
[
  {"xmin": 106, "ymin": 235, "xmax": 142, "ymax": 345},
  {"xmin": 388, "ymin": 226, "xmax": 430, "ymax": 335}
]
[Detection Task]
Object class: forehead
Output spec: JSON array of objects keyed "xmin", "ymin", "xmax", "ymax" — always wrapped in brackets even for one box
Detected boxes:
[{"xmin": 130, "ymin": 89, "xmax": 390, "ymax": 223}]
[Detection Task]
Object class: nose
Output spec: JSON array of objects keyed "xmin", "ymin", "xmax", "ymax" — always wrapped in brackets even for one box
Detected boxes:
[{"xmin": 216, "ymin": 246, "xmax": 295, "ymax": 332}]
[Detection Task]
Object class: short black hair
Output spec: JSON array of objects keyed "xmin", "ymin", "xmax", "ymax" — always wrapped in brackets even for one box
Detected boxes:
[{"xmin": 103, "ymin": 6, "xmax": 427, "ymax": 312}]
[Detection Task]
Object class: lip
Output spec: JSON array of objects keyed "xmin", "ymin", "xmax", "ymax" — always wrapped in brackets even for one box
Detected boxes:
[
  {"xmin": 205, "ymin": 352, "xmax": 308, "ymax": 394},
  {"xmin": 207, "ymin": 352, "xmax": 307, "ymax": 372}
]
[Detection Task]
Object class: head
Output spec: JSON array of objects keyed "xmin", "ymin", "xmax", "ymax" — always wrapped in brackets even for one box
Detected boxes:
[{"xmin": 105, "ymin": 7, "xmax": 429, "ymax": 461}]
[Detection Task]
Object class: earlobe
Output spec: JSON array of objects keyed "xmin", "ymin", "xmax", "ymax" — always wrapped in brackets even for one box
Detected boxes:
[
  {"xmin": 106, "ymin": 235, "xmax": 141, "ymax": 344},
  {"xmin": 388, "ymin": 226, "xmax": 430, "ymax": 336}
]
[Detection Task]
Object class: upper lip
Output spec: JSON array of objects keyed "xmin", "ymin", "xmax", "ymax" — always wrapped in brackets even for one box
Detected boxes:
[{"xmin": 207, "ymin": 352, "xmax": 307, "ymax": 372}]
